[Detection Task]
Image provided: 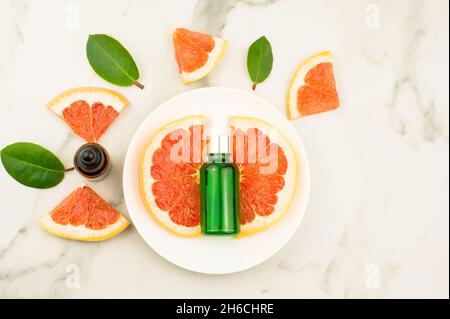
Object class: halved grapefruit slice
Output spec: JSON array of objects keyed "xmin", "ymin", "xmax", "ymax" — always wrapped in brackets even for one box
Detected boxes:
[
  {"xmin": 229, "ymin": 117, "xmax": 297, "ymax": 237},
  {"xmin": 39, "ymin": 185, "xmax": 129, "ymax": 241},
  {"xmin": 287, "ymin": 51, "xmax": 340, "ymax": 119},
  {"xmin": 48, "ymin": 87, "xmax": 129, "ymax": 143},
  {"xmin": 139, "ymin": 115, "xmax": 297, "ymax": 238},
  {"xmin": 172, "ymin": 28, "xmax": 227, "ymax": 83},
  {"xmin": 140, "ymin": 115, "xmax": 205, "ymax": 237}
]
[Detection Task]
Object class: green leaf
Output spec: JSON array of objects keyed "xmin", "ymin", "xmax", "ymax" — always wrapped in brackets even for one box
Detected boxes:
[
  {"xmin": 0, "ymin": 142, "xmax": 65, "ymax": 189},
  {"xmin": 247, "ymin": 36, "xmax": 273, "ymax": 90},
  {"xmin": 86, "ymin": 34, "xmax": 144, "ymax": 89}
]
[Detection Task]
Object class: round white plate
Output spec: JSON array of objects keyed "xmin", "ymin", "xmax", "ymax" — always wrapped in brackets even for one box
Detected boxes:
[{"xmin": 123, "ymin": 87, "xmax": 310, "ymax": 274}]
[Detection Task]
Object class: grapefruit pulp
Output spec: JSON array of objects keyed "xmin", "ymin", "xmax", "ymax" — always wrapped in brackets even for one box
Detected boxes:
[
  {"xmin": 48, "ymin": 87, "xmax": 129, "ymax": 142},
  {"xmin": 139, "ymin": 116, "xmax": 297, "ymax": 237},
  {"xmin": 39, "ymin": 185, "xmax": 129, "ymax": 241}
]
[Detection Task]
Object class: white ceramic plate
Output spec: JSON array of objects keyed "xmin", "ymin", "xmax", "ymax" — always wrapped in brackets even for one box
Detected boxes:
[{"xmin": 123, "ymin": 87, "xmax": 310, "ymax": 274}]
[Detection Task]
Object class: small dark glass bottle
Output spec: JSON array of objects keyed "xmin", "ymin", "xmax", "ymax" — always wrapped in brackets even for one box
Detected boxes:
[
  {"xmin": 73, "ymin": 143, "xmax": 111, "ymax": 181},
  {"xmin": 200, "ymin": 135, "xmax": 240, "ymax": 235}
]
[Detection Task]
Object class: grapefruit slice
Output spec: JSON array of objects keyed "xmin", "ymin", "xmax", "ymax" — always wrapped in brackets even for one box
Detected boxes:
[
  {"xmin": 39, "ymin": 185, "xmax": 129, "ymax": 241},
  {"xmin": 140, "ymin": 116, "xmax": 205, "ymax": 237},
  {"xmin": 287, "ymin": 51, "xmax": 340, "ymax": 119},
  {"xmin": 172, "ymin": 28, "xmax": 227, "ymax": 83},
  {"xmin": 229, "ymin": 117, "xmax": 297, "ymax": 237},
  {"xmin": 139, "ymin": 115, "xmax": 296, "ymax": 238},
  {"xmin": 48, "ymin": 87, "xmax": 129, "ymax": 143}
]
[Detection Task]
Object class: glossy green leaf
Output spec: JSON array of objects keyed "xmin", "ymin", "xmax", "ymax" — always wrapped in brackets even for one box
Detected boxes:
[
  {"xmin": 86, "ymin": 34, "xmax": 144, "ymax": 89},
  {"xmin": 247, "ymin": 36, "xmax": 273, "ymax": 90},
  {"xmin": 0, "ymin": 142, "xmax": 65, "ymax": 189}
]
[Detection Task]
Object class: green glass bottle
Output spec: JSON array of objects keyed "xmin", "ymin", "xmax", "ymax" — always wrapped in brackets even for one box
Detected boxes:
[{"xmin": 200, "ymin": 135, "xmax": 240, "ymax": 235}]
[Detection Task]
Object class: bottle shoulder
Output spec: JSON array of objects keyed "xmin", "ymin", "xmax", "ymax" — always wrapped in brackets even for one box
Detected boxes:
[{"xmin": 200, "ymin": 161, "xmax": 238, "ymax": 171}]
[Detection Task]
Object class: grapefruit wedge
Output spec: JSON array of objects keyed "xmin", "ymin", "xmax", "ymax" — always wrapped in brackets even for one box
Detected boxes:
[
  {"xmin": 139, "ymin": 115, "xmax": 297, "ymax": 238},
  {"xmin": 48, "ymin": 87, "xmax": 129, "ymax": 143},
  {"xmin": 172, "ymin": 28, "xmax": 227, "ymax": 83},
  {"xmin": 287, "ymin": 51, "xmax": 340, "ymax": 119},
  {"xmin": 39, "ymin": 185, "xmax": 129, "ymax": 241}
]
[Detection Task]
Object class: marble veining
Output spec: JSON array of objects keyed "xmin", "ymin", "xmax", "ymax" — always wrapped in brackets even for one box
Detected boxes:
[{"xmin": 193, "ymin": 0, "xmax": 279, "ymax": 35}]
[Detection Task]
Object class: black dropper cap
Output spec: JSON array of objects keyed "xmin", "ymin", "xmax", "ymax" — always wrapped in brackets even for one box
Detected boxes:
[{"xmin": 74, "ymin": 143, "xmax": 110, "ymax": 180}]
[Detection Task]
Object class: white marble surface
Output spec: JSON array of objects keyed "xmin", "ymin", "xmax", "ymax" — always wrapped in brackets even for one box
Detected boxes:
[{"xmin": 0, "ymin": 0, "xmax": 448, "ymax": 298}]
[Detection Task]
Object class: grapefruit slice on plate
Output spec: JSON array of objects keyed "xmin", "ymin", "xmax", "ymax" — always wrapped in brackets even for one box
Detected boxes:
[
  {"xmin": 39, "ymin": 185, "xmax": 129, "ymax": 241},
  {"xmin": 140, "ymin": 115, "xmax": 205, "ymax": 237},
  {"xmin": 287, "ymin": 51, "xmax": 340, "ymax": 119},
  {"xmin": 172, "ymin": 28, "xmax": 227, "ymax": 83},
  {"xmin": 48, "ymin": 87, "xmax": 129, "ymax": 143},
  {"xmin": 139, "ymin": 115, "xmax": 297, "ymax": 238},
  {"xmin": 229, "ymin": 116, "xmax": 297, "ymax": 237}
]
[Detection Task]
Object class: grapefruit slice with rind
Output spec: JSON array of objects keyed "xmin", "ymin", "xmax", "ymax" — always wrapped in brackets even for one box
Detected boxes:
[
  {"xmin": 48, "ymin": 87, "xmax": 129, "ymax": 143},
  {"xmin": 287, "ymin": 51, "xmax": 340, "ymax": 119},
  {"xmin": 140, "ymin": 115, "xmax": 205, "ymax": 237},
  {"xmin": 39, "ymin": 185, "xmax": 129, "ymax": 241},
  {"xmin": 172, "ymin": 28, "xmax": 227, "ymax": 83},
  {"xmin": 139, "ymin": 115, "xmax": 297, "ymax": 238},
  {"xmin": 229, "ymin": 116, "xmax": 297, "ymax": 237}
]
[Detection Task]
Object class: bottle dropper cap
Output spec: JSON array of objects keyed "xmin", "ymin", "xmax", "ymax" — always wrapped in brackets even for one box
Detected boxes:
[
  {"xmin": 73, "ymin": 143, "xmax": 111, "ymax": 181},
  {"xmin": 208, "ymin": 135, "xmax": 230, "ymax": 154},
  {"xmin": 208, "ymin": 115, "xmax": 230, "ymax": 154}
]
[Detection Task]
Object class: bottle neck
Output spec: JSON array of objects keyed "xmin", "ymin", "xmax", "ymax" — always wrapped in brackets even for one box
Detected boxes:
[{"xmin": 208, "ymin": 153, "xmax": 231, "ymax": 163}]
